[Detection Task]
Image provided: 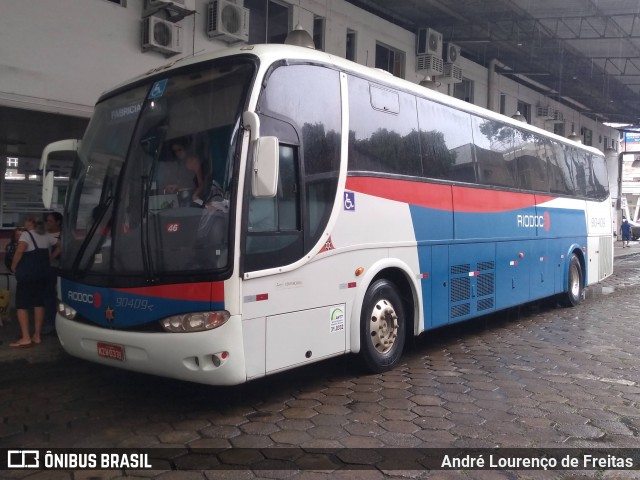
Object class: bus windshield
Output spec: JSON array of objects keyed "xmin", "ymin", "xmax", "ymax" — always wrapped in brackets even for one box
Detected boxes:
[{"xmin": 62, "ymin": 57, "xmax": 255, "ymax": 285}]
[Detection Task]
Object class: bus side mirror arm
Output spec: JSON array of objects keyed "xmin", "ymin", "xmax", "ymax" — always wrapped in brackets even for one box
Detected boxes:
[
  {"xmin": 40, "ymin": 139, "xmax": 81, "ymax": 209},
  {"xmin": 243, "ymin": 111, "xmax": 279, "ymax": 198}
]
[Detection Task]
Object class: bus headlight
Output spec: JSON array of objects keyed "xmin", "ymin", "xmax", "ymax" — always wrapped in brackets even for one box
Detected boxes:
[
  {"xmin": 58, "ymin": 302, "xmax": 77, "ymax": 320},
  {"xmin": 160, "ymin": 311, "xmax": 230, "ymax": 332}
]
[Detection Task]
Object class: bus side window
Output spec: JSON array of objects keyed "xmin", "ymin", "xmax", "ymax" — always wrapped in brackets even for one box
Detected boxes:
[
  {"xmin": 590, "ymin": 154, "xmax": 609, "ymax": 199},
  {"xmin": 547, "ymin": 141, "xmax": 573, "ymax": 195},
  {"xmin": 416, "ymin": 98, "xmax": 474, "ymax": 181},
  {"xmin": 248, "ymin": 145, "xmax": 299, "ymax": 233},
  {"xmin": 348, "ymin": 75, "xmax": 421, "ymax": 177},
  {"xmin": 570, "ymin": 148, "xmax": 592, "ymax": 198},
  {"xmin": 513, "ymin": 130, "xmax": 549, "ymax": 192},
  {"xmin": 471, "ymin": 116, "xmax": 517, "ymax": 189},
  {"xmin": 245, "ymin": 145, "xmax": 303, "ymax": 270}
]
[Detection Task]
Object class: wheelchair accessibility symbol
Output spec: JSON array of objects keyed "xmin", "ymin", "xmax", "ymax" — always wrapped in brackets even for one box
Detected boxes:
[
  {"xmin": 344, "ymin": 191, "xmax": 355, "ymax": 211},
  {"xmin": 148, "ymin": 79, "xmax": 168, "ymax": 99}
]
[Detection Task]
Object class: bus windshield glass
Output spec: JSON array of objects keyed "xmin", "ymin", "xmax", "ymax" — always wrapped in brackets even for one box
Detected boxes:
[{"xmin": 62, "ymin": 58, "xmax": 255, "ymax": 284}]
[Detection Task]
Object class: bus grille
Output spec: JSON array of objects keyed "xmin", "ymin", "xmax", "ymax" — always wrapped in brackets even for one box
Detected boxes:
[
  {"xmin": 450, "ymin": 261, "xmax": 495, "ymax": 319},
  {"xmin": 478, "ymin": 261, "xmax": 493, "ymax": 271},
  {"xmin": 451, "ymin": 276, "xmax": 470, "ymax": 303},
  {"xmin": 477, "ymin": 272, "xmax": 494, "ymax": 297},
  {"xmin": 451, "ymin": 303, "xmax": 470, "ymax": 318},
  {"xmin": 478, "ymin": 298, "xmax": 494, "ymax": 311},
  {"xmin": 451, "ymin": 264, "xmax": 470, "ymax": 275}
]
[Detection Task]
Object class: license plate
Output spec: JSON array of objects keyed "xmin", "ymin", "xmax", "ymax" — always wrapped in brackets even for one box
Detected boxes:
[{"xmin": 97, "ymin": 342, "xmax": 125, "ymax": 362}]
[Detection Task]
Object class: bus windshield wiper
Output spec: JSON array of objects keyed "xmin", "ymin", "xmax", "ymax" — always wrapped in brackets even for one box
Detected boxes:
[
  {"xmin": 140, "ymin": 124, "xmax": 167, "ymax": 283},
  {"xmin": 71, "ymin": 195, "xmax": 114, "ymax": 277}
]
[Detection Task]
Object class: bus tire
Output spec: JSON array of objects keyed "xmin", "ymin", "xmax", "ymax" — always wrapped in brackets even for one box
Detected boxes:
[
  {"xmin": 359, "ymin": 279, "xmax": 406, "ymax": 373},
  {"xmin": 560, "ymin": 254, "xmax": 583, "ymax": 307}
]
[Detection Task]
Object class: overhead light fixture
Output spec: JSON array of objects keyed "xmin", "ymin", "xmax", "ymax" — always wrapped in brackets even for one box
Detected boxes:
[
  {"xmin": 568, "ymin": 111, "xmax": 582, "ymax": 143},
  {"xmin": 284, "ymin": 24, "xmax": 315, "ymax": 49},
  {"xmin": 511, "ymin": 110, "xmax": 527, "ymax": 123},
  {"xmin": 567, "ymin": 131, "xmax": 582, "ymax": 143},
  {"xmin": 419, "ymin": 76, "xmax": 439, "ymax": 90}
]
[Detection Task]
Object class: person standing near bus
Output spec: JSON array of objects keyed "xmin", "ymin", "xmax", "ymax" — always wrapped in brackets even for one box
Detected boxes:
[
  {"xmin": 621, "ymin": 218, "xmax": 632, "ymax": 248},
  {"xmin": 10, "ymin": 216, "xmax": 59, "ymax": 348}
]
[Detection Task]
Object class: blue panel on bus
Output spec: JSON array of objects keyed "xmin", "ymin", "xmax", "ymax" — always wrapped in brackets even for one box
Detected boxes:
[
  {"xmin": 494, "ymin": 240, "xmax": 531, "ymax": 310},
  {"xmin": 529, "ymin": 239, "xmax": 557, "ymax": 300},
  {"xmin": 425, "ymin": 244, "xmax": 449, "ymax": 329},
  {"xmin": 409, "ymin": 206, "xmax": 454, "ymax": 241},
  {"xmin": 534, "ymin": 206, "xmax": 587, "ymax": 237},
  {"xmin": 454, "ymin": 206, "xmax": 539, "ymax": 240},
  {"xmin": 61, "ymin": 279, "xmax": 217, "ymax": 328}
]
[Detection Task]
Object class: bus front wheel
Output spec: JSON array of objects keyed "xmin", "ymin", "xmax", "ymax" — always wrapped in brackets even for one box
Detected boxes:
[
  {"xmin": 359, "ymin": 279, "xmax": 406, "ymax": 373},
  {"xmin": 560, "ymin": 254, "xmax": 583, "ymax": 307}
]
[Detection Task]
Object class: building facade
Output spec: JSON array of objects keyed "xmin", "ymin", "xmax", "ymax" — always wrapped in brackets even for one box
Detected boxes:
[{"xmin": 0, "ymin": 0, "xmax": 622, "ymax": 228}]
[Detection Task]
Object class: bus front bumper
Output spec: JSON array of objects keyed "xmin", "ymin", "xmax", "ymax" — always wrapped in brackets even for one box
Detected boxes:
[{"xmin": 55, "ymin": 314, "xmax": 247, "ymax": 385}]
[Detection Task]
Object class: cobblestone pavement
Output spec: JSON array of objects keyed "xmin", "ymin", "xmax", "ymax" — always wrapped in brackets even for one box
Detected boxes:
[{"xmin": 1, "ymin": 246, "xmax": 640, "ymax": 479}]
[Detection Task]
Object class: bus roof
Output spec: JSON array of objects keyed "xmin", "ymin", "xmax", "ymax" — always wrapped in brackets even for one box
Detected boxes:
[{"xmin": 104, "ymin": 43, "xmax": 605, "ymax": 157}]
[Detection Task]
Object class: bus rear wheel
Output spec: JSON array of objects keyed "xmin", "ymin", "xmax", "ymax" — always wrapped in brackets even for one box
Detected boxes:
[
  {"xmin": 359, "ymin": 279, "xmax": 406, "ymax": 373},
  {"xmin": 560, "ymin": 254, "xmax": 583, "ymax": 307}
]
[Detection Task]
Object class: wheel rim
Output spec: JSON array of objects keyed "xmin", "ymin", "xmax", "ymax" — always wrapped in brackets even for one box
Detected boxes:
[
  {"xmin": 369, "ymin": 299, "xmax": 398, "ymax": 354},
  {"xmin": 569, "ymin": 264, "xmax": 580, "ymax": 297}
]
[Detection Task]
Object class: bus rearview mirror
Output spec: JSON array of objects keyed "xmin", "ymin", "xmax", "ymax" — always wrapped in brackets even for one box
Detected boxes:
[
  {"xmin": 42, "ymin": 171, "xmax": 55, "ymax": 209},
  {"xmin": 40, "ymin": 138, "xmax": 81, "ymax": 209},
  {"xmin": 252, "ymin": 136, "xmax": 279, "ymax": 198}
]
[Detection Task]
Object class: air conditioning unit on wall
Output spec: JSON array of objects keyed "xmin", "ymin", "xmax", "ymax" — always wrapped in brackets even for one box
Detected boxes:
[
  {"xmin": 143, "ymin": 0, "xmax": 195, "ymax": 19},
  {"xmin": 416, "ymin": 28, "xmax": 443, "ymax": 57},
  {"xmin": 416, "ymin": 54, "xmax": 443, "ymax": 76},
  {"xmin": 142, "ymin": 16, "xmax": 183, "ymax": 55},
  {"xmin": 441, "ymin": 63, "xmax": 463, "ymax": 83},
  {"xmin": 207, "ymin": 0, "xmax": 250, "ymax": 43},
  {"xmin": 536, "ymin": 106, "xmax": 554, "ymax": 118},
  {"xmin": 552, "ymin": 110, "xmax": 564, "ymax": 122},
  {"xmin": 444, "ymin": 43, "xmax": 461, "ymax": 64}
]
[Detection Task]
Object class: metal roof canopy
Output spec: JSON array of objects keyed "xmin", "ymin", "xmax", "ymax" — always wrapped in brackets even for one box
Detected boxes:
[{"xmin": 345, "ymin": 0, "xmax": 640, "ymax": 127}]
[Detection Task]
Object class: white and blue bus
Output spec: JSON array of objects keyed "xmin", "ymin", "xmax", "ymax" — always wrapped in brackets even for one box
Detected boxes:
[{"xmin": 42, "ymin": 44, "xmax": 613, "ymax": 385}]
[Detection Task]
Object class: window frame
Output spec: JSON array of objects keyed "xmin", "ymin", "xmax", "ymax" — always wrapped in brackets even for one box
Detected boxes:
[
  {"xmin": 346, "ymin": 29, "xmax": 357, "ymax": 61},
  {"xmin": 313, "ymin": 15, "xmax": 325, "ymax": 51},
  {"xmin": 374, "ymin": 42, "xmax": 405, "ymax": 78},
  {"xmin": 246, "ymin": 0, "xmax": 292, "ymax": 44}
]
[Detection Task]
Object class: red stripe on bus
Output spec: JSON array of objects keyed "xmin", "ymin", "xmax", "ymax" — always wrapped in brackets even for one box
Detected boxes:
[
  {"xmin": 346, "ymin": 176, "xmax": 555, "ymax": 212},
  {"xmin": 116, "ymin": 282, "xmax": 224, "ymax": 302},
  {"xmin": 346, "ymin": 177, "xmax": 452, "ymax": 210}
]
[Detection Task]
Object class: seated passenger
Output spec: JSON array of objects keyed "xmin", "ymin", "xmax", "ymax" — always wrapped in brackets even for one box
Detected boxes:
[{"xmin": 164, "ymin": 138, "xmax": 204, "ymax": 205}]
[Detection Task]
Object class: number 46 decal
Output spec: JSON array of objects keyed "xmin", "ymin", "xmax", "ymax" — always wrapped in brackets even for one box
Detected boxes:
[{"xmin": 166, "ymin": 223, "xmax": 180, "ymax": 232}]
